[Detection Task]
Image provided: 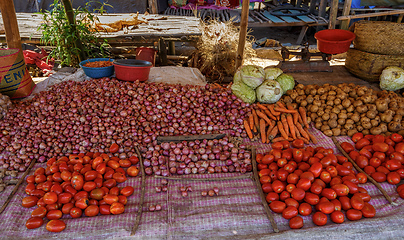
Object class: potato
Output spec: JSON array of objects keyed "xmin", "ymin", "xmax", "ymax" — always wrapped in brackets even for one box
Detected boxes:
[
  {"xmin": 332, "ymin": 128, "xmax": 341, "ymax": 136},
  {"xmin": 366, "ymin": 110, "xmax": 377, "ymax": 119},
  {"xmin": 341, "ymin": 129, "xmax": 348, "ymax": 136},
  {"xmin": 347, "ymin": 105, "xmax": 355, "ymax": 112},
  {"xmin": 362, "ymin": 121, "xmax": 372, "ymax": 130},
  {"xmin": 367, "ymin": 104, "xmax": 377, "ymax": 112},
  {"xmin": 283, "ymin": 96, "xmax": 293, "ymax": 104},
  {"xmin": 330, "ymin": 113, "xmax": 338, "ymax": 120},
  {"xmin": 321, "ymin": 125, "xmax": 330, "ymax": 132},
  {"xmin": 322, "ymin": 113, "xmax": 330, "ymax": 121},
  {"xmin": 297, "ymin": 89, "xmax": 305, "ymax": 96},
  {"xmin": 310, "ymin": 113, "xmax": 318, "ymax": 120},
  {"xmin": 393, "ymin": 114, "xmax": 403, "ymax": 122},
  {"xmin": 356, "ymin": 125, "xmax": 364, "ymax": 132},
  {"xmin": 350, "ymin": 113, "xmax": 360, "ymax": 122},
  {"xmin": 318, "ymin": 110, "xmax": 325, "ymax": 117},
  {"xmin": 388, "ymin": 121, "xmax": 402, "ymax": 132},
  {"xmin": 315, "ymin": 122, "xmax": 322, "ymax": 129},
  {"xmin": 371, "ymin": 119, "xmax": 380, "ymax": 127},
  {"xmin": 315, "ymin": 117, "xmax": 323, "ymax": 123},
  {"xmin": 380, "ymin": 123, "xmax": 388, "ymax": 132},
  {"xmin": 375, "ymin": 99, "xmax": 389, "ymax": 112},
  {"xmin": 320, "ymin": 94, "xmax": 327, "ymax": 100},
  {"xmin": 347, "ymin": 129, "xmax": 358, "ymax": 137},
  {"xmin": 326, "ymin": 100, "xmax": 334, "ymax": 106},
  {"xmin": 325, "ymin": 108, "xmax": 331, "ymax": 114},
  {"xmin": 398, "ymin": 130, "xmax": 404, "ymax": 136},
  {"xmin": 338, "ymin": 118, "xmax": 346, "ymax": 125},
  {"xmin": 328, "ymin": 119, "xmax": 338, "ymax": 128},
  {"xmin": 300, "ymin": 100, "xmax": 308, "ymax": 107},
  {"xmin": 306, "ymin": 95, "xmax": 314, "ymax": 104},
  {"xmin": 362, "ymin": 129, "xmax": 370, "ymax": 135},
  {"xmin": 295, "ymin": 96, "xmax": 306, "ymax": 104},
  {"xmin": 389, "ymin": 101, "xmax": 398, "ymax": 109},
  {"xmin": 380, "ymin": 111, "xmax": 394, "ymax": 123},
  {"xmin": 323, "ymin": 129, "xmax": 333, "ymax": 137},
  {"xmin": 370, "ymin": 127, "xmax": 383, "ymax": 135},
  {"xmin": 310, "ymin": 89, "xmax": 317, "ymax": 96},
  {"xmin": 313, "ymin": 99, "xmax": 322, "ymax": 107},
  {"xmin": 346, "ymin": 119, "xmax": 355, "ymax": 125},
  {"xmin": 342, "ymin": 99, "xmax": 351, "ymax": 108},
  {"xmin": 334, "ymin": 99, "xmax": 341, "ymax": 106},
  {"xmin": 396, "ymin": 109, "xmax": 404, "ymax": 116},
  {"xmin": 338, "ymin": 112, "xmax": 348, "ymax": 119},
  {"xmin": 296, "ymin": 84, "xmax": 305, "ymax": 89},
  {"xmin": 361, "ymin": 95, "xmax": 374, "ymax": 104},
  {"xmin": 344, "ymin": 123, "xmax": 355, "ymax": 130}
]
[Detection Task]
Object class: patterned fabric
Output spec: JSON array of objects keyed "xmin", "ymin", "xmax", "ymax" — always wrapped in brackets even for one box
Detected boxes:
[
  {"xmin": 169, "ymin": 0, "xmax": 188, "ymax": 7},
  {"xmin": 188, "ymin": 0, "xmax": 207, "ymax": 5}
]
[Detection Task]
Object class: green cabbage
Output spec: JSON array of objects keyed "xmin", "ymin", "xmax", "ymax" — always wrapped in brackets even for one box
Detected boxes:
[
  {"xmin": 255, "ymin": 79, "xmax": 283, "ymax": 104},
  {"xmin": 380, "ymin": 66, "xmax": 404, "ymax": 91},
  {"xmin": 276, "ymin": 73, "xmax": 295, "ymax": 93},
  {"xmin": 264, "ymin": 67, "xmax": 283, "ymax": 80},
  {"xmin": 240, "ymin": 65, "xmax": 265, "ymax": 89},
  {"xmin": 231, "ymin": 72, "xmax": 256, "ymax": 104}
]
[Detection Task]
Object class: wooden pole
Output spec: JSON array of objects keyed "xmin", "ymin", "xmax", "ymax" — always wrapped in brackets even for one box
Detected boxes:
[
  {"xmin": 148, "ymin": 0, "xmax": 158, "ymax": 14},
  {"xmin": 340, "ymin": 0, "xmax": 352, "ymax": 30},
  {"xmin": 61, "ymin": 0, "xmax": 86, "ymax": 62},
  {"xmin": 0, "ymin": 0, "xmax": 23, "ymax": 52},
  {"xmin": 235, "ymin": 0, "xmax": 250, "ymax": 70},
  {"xmin": 337, "ymin": 10, "xmax": 404, "ymax": 20},
  {"xmin": 328, "ymin": 0, "xmax": 339, "ymax": 29}
]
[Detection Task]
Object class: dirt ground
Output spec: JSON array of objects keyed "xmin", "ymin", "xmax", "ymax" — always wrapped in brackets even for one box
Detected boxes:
[{"xmin": 249, "ymin": 25, "xmax": 320, "ymax": 45}]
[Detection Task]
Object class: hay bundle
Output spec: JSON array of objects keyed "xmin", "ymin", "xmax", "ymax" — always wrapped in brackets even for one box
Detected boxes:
[{"xmin": 190, "ymin": 20, "xmax": 256, "ymax": 82}]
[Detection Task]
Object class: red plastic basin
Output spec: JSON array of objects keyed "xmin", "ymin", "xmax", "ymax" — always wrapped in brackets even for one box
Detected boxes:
[
  {"xmin": 113, "ymin": 59, "xmax": 152, "ymax": 82},
  {"xmin": 314, "ymin": 29, "xmax": 356, "ymax": 55}
]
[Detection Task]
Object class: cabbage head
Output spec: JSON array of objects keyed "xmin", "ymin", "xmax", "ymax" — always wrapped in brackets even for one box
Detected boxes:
[
  {"xmin": 240, "ymin": 65, "xmax": 265, "ymax": 89},
  {"xmin": 380, "ymin": 66, "xmax": 404, "ymax": 91},
  {"xmin": 231, "ymin": 72, "xmax": 256, "ymax": 104},
  {"xmin": 255, "ymin": 79, "xmax": 283, "ymax": 104},
  {"xmin": 276, "ymin": 73, "xmax": 295, "ymax": 93},
  {"xmin": 264, "ymin": 67, "xmax": 283, "ymax": 80}
]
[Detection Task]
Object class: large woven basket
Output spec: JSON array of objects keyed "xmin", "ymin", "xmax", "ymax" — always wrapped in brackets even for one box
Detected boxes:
[
  {"xmin": 352, "ymin": 20, "xmax": 404, "ymax": 55},
  {"xmin": 345, "ymin": 48, "xmax": 404, "ymax": 82}
]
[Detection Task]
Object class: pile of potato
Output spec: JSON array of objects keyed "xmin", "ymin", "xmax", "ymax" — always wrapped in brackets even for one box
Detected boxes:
[{"xmin": 282, "ymin": 83, "xmax": 404, "ymax": 137}]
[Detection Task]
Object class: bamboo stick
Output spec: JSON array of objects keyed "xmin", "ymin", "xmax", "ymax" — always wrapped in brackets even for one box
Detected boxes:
[
  {"xmin": 0, "ymin": 0, "xmax": 22, "ymax": 51},
  {"xmin": 339, "ymin": 0, "xmax": 352, "ymax": 30},
  {"xmin": 337, "ymin": 10, "xmax": 404, "ymax": 21},
  {"xmin": 131, "ymin": 146, "xmax": 146, "ymax": 235},
  {"xmin": 235, "ymin": 0, "xmax": 250, "ymax": 70},
  {"xmin": 332, "ymin": 137, "xmax": 397, "ymax": 206},
  {"xmin": 251, "ymin": 148, "xmax": 279, "ymax": 233},
  {"xmin": 154, "ymin": 173, "xmax": 252, "ymax": 181}
]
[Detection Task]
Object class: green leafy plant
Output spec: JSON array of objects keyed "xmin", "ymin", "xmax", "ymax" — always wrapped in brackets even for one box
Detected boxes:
[{"xmin": 39, "ymin": 0, "xmax": 111, "ymax": 67}]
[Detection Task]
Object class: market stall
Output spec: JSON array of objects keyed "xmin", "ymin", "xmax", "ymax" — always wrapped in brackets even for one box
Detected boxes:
[{"xmin": 1, "ymin": 0, "xmax": 404, "ymax": 239}]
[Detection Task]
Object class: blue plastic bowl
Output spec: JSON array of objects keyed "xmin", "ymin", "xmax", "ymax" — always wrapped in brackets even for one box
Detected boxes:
[{"xmin": 79, "ymin": 58, "xmax": 114, "ymax": 78}]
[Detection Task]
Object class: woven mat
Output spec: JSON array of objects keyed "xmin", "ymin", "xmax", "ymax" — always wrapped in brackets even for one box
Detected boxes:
[{"xmin": 0, "ymin": 127, "xmax": 404, "ymax": 240}]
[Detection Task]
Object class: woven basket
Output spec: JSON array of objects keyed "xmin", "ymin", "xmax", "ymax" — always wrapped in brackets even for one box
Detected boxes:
[
  {"xmin": 352, "ymin": 20, "xmax": 404, "ymax": 55},
  {"xmin": 345, "ymin": 48, "xmax": 404, "ymax": 82}
]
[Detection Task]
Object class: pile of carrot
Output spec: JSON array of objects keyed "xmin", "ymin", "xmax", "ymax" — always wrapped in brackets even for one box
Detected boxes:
[{"xmin": 243, "ymin": 102, "xmax": 317, "ymax": 144}]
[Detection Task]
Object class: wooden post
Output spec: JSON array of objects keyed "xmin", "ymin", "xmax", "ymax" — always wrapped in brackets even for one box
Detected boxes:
[
  {"xmin": 148, "ymin": 0, "xmax": 158, "ymax": 14},
  {"xmin": 340, "ymin": 0, "xmax": 352, "ymax": 30},
  {"xmin": 235, "ymin": 0, "xmax": 250, "ymax": 70},
  {"xmin": 328, "ymin": 0, "xmax": 339, "ymax": 29},
  {"xmin": 61, "ymin": 0, "xmax": 86, "ymax": 62},
  {"xmin": 0, "ymin": 0, "xmax": 22, "ymax": 52}
]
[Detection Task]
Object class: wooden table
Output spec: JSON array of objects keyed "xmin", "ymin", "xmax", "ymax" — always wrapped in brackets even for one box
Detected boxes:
[{"xmin": 0, "ymin": 13, "xmax": 202, "ymax": 64}]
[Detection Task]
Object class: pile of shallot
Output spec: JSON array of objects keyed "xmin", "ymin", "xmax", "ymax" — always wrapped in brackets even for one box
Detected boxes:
[{"xmin": 0, "ymin": 78, "xmax": 250, "ymax": 172}]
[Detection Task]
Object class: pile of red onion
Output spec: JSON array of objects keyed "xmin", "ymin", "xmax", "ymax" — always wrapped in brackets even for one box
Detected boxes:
[
  {"xmin": 141, "ymin": 136, "xmax": 252, "ymax": 176},
  {"xmin": 0, "ymin": 78, "xmax": 251, "ymax": 171}
]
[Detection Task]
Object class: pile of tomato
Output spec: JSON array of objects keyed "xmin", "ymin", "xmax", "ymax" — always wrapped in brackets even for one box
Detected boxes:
[
  {"xmin": 341, "ymin": 133, "xmax": 404, "ymax": 198},
  {"xmin": 22, "ymin": 148, "xmax": 140, "ymax": 232},
  {"xmin": 258, "ymin": 139, "xmax": 376, "ymax": 229}
]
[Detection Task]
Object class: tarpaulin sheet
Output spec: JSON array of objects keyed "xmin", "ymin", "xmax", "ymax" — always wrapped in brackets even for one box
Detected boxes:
[{"xmin": 1, "ymin": 125, "xmax": 404, "ymax": 240}]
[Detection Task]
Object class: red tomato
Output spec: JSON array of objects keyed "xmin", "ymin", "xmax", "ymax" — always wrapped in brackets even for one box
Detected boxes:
[
  {"xmin": 282, "ymin": 206, "xmax": 298, "ymax": 219},
  {"xmin": 70, "ymin": 207, "xmax": 83, "ymax": 218},
  {"xmin": 25, "ymin": 183, "xmax": 36, "ymax": 195},
  {"xmin": 312, "ymin": 212, "xmax": 327, "ymax": 226},
  {"xmin": 284, "ymin": 198, "xmax": 299, "ymax": 209},
  {"xmin": 291, "ymin": 188, "xmax": 305, "ymax": 201},
  {"xmin": 26, "ymin": 217, "xmax": 44, "ymax": 229},
  {"xmin": 390, "ymin": 152, "xmax": 404, "ymax": 163},
  {"xmin": 339, "ymin": 196, "xmax": 352, "ymax": 210},
  {"xmin": 289, "ymin": 216, "xmax": 304, "ymax": 229},
  {"xmin": 46, "ymin": 220, "xmax": 66, "ymax": 232},
  {"xmin": 71, "ymin": 174, "xmax": 84, "ymax": 191},
  {"xmin": 58, "ymin": 192, "xmax": 73, "ymax": 204},
  {"xmin": 22, "ymin": 196, "xmax": 39, "ymax": 208},
  {"xmin": 110, "ymin": 202, "xmax": 125, "ymax": 215},
  {"xmin": 62, "ymin": 203, "xmax": 74, "ymax": 215},
  {"xmin": 75, "ymin": 198, "xmax": 89, "ymax": 209},
  {"xmin": 373, "ymin": 142, "xmax": 389, "ymax": 153},
  {"xmin": 350, "ymin": 195, "xmax": 365, "ymax": 210},
  {"xmin": 47, "ymin": 209, "xmax": 63, "ymax": 220},
  {"xmin": 387, "ymin": 172, "xmax": 401, "ymax": 185},
  {"xmin": 351, "ymin": 132, "xmax": 364, "ymax": 143},
  {"xmin": 346, "ymin": 209, "xmax": 362, "ymax": 221},
  {"xmin": 356, "ymin": 173, "xmax": 367, "ymax": 184},
  {"xmin": 90, "ymin": 188, "xmax": 106, "ymax": 200},
  {"xmin": 120, "ymin": 186, "xmax": 135, "ymax": 197},
  {"xmin": 31, "ymin": 206, "xmax": 47, "ymax": 218},
  {"xmin": 391, "ymin": 133, "xmax": 403, "ymax": 143},
  {"xmin": 262, "ymin": 154, "xmax": 275, "ymax": 165},
  {"xmin": 269, "ymin": 201, "xmax": 286, "ymax": 213},
  {"xmin": 317, "ymin": 201, "xmax": 335, "ymax": 214},
  {"xmin": 109, "ymin": 143, "xmax": 119, "ymax": 153},
  {"xmin": 298, "ymin": 202, "xmax": 312, "ymax": 216},
  {"xmin": 266, "ymin": 192, "xmax": 279, "ymax": 203},
  {"xmin": 272, "ymin": 180, "xmax": 285, "ymax": 193},
  {"xmin": 103, "ymin": 179, "xmax": 117, "ymax": 189},
  {"xmin": 353, "ymin": 193, "xmax": 371, "ymax": 202},
  {"xmin": 304, "ymin": 192, "xmax": 320, "ymax": 206},
  {"xmin": 343, "ymin": 181, "xmax": 358, "ymax": 194},
  {"xmin": 85, "ymin": 205, "xmax": 100, "ymax": 217},
  {"xmin": 291, "ymin": 139, "xmax": 305, "ymax": 148},
  {"xmin": 395, "ymin": 143, "xmax": 404, "ymax": 155},
  {"xmin": 371, "ymin": 172, "xmax": 387, "ymax": 183},
  {"xmin": 331, "ymin": 199, "xmax": 342, "ymax": 211},
  {"xmin": 330, "ymin": 210, "xmax": 345, "ymax": 224},
  {"xmin": 355, "ymin": 138, "xmax": 370, "ymax": 150},
  {"xmin": 51, "ymin": 184, "xmax": 63, "ymax": 195},
  {"xmin": 310, "ymin": 183, "xmax": 323, "ymax": 195},
  {"xmin": 74, "ymin": 191, "xmax": 89, "ymax": 201},
  {"xmin": 262, "ymin": 183, "xmax": 273, "ymax": 193},
  {"xmin": 386, "ymin": 160, "xmax": 402, "ymax": 171},
  {"xmin": 321, "ymin": 188, "xmax": 337, "ymax": 200},
  {"xmin": 129, "ymin": 155, "xmax": 139, "ymax": 165},
  {"xmin": 83, "ymin": 181, "xmax": 97, "ymax": 192},
  {"xmin": 297, "ymin": 178, "xmax": 312, "ymax": 191},
  {"xmin": 331, "ymin": 184, "xmax": 350, "ymax": 197},
  {"xmin": 84, "ymin": 170, "xmax": 98, "ymax": 181},
  {"xmin": 43, "ymin": 192, "xmax": 58, "ymax": 205}
]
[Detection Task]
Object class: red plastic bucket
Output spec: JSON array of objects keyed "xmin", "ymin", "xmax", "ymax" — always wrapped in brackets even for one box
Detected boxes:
[
  {"xmin": 113, "ymin": 59, "xmax": 152, "ymax": 82},
  {"xmin": 135, "ymin": 47, "xmax": 156, "ymax": 66},
  {"xmin": 314, "ymin": 29, "xmax": 356, "ymax": 55}
]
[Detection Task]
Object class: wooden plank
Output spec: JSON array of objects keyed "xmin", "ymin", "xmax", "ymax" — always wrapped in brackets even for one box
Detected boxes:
[
  {"xmin": 337, "ymin": 9, "xmax": 404, "ymax": 20},
  {"xmin": 289, "ymin": 10, "xmax": 316, "ymax": 23},
  {"xmin": 261, "ymin": 10, "xmax": 285, "ymax": 23},
  {"xmin": 279, "ymin": 16, "xmax": 301, "ymax": 23}
]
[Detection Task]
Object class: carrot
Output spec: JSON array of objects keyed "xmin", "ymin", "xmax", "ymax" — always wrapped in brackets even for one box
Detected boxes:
[
  {"xmin": 272, "ymin": 137, "xmax": 292, "ymax": 143},
  {"xmin": 268, "ymin": 104, "xmax": 281, "ymax": 116},
  {"xmin": 276, "ymin": 101, "xmax": 286, "ymax": 109},
  {"xmin": 281, "ymin": 114, "xmax": 289, "ymax": 137},
  {"xmin": 256, "ymin": 110, "xmax": 272, "ymax": 125},
  {"xmin": 277, "ymin": 121, "xmax": 288, "ymax": 139},
  {"xmin": 298, "ymin": 137, "xmax": 310, "ymax": 144},
  {"xmin": 274, "ymin": 107, "xmax": 298, "ymax": 114},
  {"xmin": 252, "ymin": 109, "xmax": 259, "ymax": 132},
  {"xmin": 248, "ymin": 113, "xmax": 254, "ymax": 131},
  {"xmin": 299, "ymin": 107, "xmax": 309, "ymax": 129},
  {"xmin": 287, "ymin": 103, "xmax": 298, "ymax": 124},
  {"xmin": 305, "ymin": 128, "xmax": 318, "ymax": 144},
  {"xmin": 263, "ymin": 109, "xmax": 277, "ymax": 121},
  {"xmin": 267, "ymin": 125, "xmax": 279, "ymax": 140},
  {"xmin": 243, "ymin": 118, "xmax": 253, "ymax": 139},
  {"xmin": 295, "ymin": 123, "xmax": 310, "ymax": 140},
  {"xmin": 287, "ymin": 114, "xmax": 296, "ymax": 139},
  {"xmin": 260, "ymin": 119, "xmax": 266, "ymax": 143},
  {"xmin": 256, "ymin": 103, "xmax": 268, "ymax": 111},
  {"xmin": 294, "ymin": 125, "xmax": 302, "ymax": 138}
]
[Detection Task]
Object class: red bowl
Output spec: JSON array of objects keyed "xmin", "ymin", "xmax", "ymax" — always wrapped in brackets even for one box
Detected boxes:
[
  {"xmin": 113, "ymin": 59, "xmax": 152, "ymax": 82},
  {"xmin": 314, "ymin": 29, "xmax": 356, "ymax": 55}
]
